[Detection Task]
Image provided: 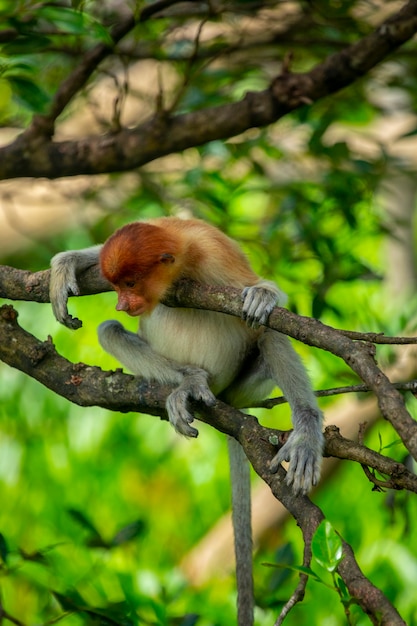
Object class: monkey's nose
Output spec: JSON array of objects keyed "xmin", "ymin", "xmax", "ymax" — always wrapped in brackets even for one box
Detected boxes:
[{"xmin": 116, "ymin": 300, "xmax": 130, "ymax": 312}]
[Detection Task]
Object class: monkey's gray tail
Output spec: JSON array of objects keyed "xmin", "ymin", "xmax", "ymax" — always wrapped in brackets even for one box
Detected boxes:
[{"xmin": 228, "ymin": 436, "xmax": 254, "ymax": 626}]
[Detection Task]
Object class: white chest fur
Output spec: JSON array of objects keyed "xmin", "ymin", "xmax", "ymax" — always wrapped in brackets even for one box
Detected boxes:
[{"xmin": 140, "ymin": 304, "xmax": 256, "ymax": 394}]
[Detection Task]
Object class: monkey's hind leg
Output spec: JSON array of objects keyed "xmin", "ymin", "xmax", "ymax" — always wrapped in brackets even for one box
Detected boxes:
[
  {"xmin": 258, "ymin": 329, "xmax": 324, "ymax": 494},
  {"xmin": 98, "ymin": 320, "xmax": 216, "ymax": 438},
  {"xmin": 166, "ymin": 366, "xmax": 216, "ymax": 437}
]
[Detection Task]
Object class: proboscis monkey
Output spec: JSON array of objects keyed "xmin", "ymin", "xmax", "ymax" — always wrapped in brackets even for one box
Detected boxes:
[{"xmin": 50, "ymin": 216, "xmax": 323, "ymax": 626}]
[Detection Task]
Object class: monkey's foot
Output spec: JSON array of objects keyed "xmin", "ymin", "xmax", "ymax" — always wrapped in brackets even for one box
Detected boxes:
[
  {"xmin": 166, "ymin": 368, "xmax": 216, "ymax": 438},
  {"xmin": 270, "ymin": 430, "xmax": 324, "ymax": 495}
]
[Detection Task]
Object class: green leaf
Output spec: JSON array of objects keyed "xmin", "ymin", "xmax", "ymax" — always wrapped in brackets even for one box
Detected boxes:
[
  {"xmin": 312, "ymin": 520, "xmax": 344, "ymax": 573},
  {"xmin": 35, "ymin": 6, "xmax": 113, "ymax": 44},
  {"xmin": 262, "ymin": 561, "xmax": 326, "ymax": 586},
  {"xmin": 0, "ymin": 532, "xmax": 8, "ymax": 564},
  {"xmin": 267, "ymin": 543, "xmax": 296, "ymax": 590},
  {"xmin": 0, "ymin": 58, "xmax": 36, "ymax": 75},
  {"xmin": 19, "ymin": 547, "xmax": 49, "ymax": 565},
  {"xmin": 53, "ymin": 589, "xmax": 85, "ymax": 611},
  {"xmin": 87, "ymin": 601, "xmax": 135, "ymax": 626},
  {"xmin": 68, "ymin": 509, "xmax": 101, "ymax": 539},
  {"xmin": 0, "ymin": 0, "xmax": 16, "ymax": 16},
  {"xmin": 379, "ymin": 438, "xmax": 402, "ymax": 452},
  {"xmin": 36, "ymin": 6, "xmax": 90, "ymax": 34},
  {"xmin": 335, "ymin": 574, "xmax": 351, "ymax": 603},
  {"xmin": 0, "ymin": 77, "xmax": 12, "ymax": 112},
  {"xmin": 2, "ymin": 35, "xmax": 51, "ymax": 55},
  {"xmin": 8, "ymin": 75, "xmax": 50, "ymax": 112},
  {"xmin": 111, "ymin": 520, "xmax": 145, "ymax": 546}
]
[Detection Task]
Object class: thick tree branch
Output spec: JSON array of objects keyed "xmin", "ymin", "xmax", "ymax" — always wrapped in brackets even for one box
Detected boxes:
[
  {"xmin": 2, "ymin": 276, "xmax": 417, "ymax": 497},
  {"xmin": 0, "ymin": 264, "xmax": 110, "ymax": 304},
  {"xmin": 1, "ymin": 263, "xmax": 417, "ymax": 462},
  {"xmin": 1, "ymin": 0, "xmax": 417, "ymax": 179},
  {"xmin": 0, "ymin": 303, "xmax": 408, "ymax": 624},
  {"xmin": 0, "ymin": 266, "xmax": 417, "ymax": 466}
]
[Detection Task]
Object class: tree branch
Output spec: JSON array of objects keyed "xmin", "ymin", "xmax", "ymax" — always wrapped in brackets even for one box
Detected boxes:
[
  {"xmin": 255, "ymin": 380, "xmax": 417, "ymax": 408},
  {"xmin": 1, "ymin": 0, "xmax": 417, "ymax": 179},
  {"xmin": 1, "ymin": 262, "xmax": 417, "ymax": 463},
  {"xmin": 325, "ymin": 425, "xmax": 417, "ymax": 492},
  {"xmin": 165, "ymin": 280, "xmax": 417, "ymax": 465},
  {"xmin": 0, "ymin": 303, "xmax": 408, "ymax": 625},
  {"xmin": 19, "ymin": 0, "xmax": 189, "ymax": 141}
]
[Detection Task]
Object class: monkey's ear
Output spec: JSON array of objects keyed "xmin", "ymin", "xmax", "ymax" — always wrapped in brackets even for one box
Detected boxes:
[{"xmin": 159, "ymin": 253, "xmax": 175, "ymax": 264}]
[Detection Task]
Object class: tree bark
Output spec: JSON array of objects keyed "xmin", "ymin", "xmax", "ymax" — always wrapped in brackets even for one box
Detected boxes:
[{"xmin": 1, "ymin": 1, "xmax": 417, "ymax": 180}]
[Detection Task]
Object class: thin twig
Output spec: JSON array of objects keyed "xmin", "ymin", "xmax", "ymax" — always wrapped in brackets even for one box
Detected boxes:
[
  {"xmin": 251, "ymin": 380, "xmax": 417, "ymax": 409},
  {"xmin": 338, "ymin": 330, "xmax": 417, "ymax": 344}
]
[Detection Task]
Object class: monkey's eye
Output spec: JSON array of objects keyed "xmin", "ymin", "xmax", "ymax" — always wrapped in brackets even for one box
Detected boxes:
[{"xmin": 124, "ymin": 280, "xmax": 136, "ymax": 288}]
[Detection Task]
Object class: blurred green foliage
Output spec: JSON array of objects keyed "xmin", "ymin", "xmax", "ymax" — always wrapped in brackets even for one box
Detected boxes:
[{"xmin": 1, "ymin": 0, "xmax": 417, "ymax": 624}]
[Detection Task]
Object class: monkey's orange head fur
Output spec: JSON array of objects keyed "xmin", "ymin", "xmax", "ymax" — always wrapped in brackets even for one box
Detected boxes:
[{"xmin": 100, "ymin": 222, "xmax": 183, "ymax": 316}]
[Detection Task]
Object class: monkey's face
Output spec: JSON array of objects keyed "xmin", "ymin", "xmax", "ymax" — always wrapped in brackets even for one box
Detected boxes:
[
  {"xmin": 99, "ymin": 221, "xmax": 180, "ymax": 316},
  {"xmin": 114, "ymin": 280, "xmax": 151, "ymax": 316},
  {"xmin": 112, "ymin": 260, "xmax": 176, "ymax": 317}
]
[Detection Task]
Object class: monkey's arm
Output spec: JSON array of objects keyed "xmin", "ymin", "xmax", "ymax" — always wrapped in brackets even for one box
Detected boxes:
[
  {"xmin": 259, "ymin": 329, "xmax": 323, "ymax": 493},
  {"xmin": 98, "ymin": 320, "xmax": 216, "ymax": 437},
  {"xmin": 50, "ymin": 246, "xmax": 103, "ymax": 329},
  {"xmin": 241, "ymin": 283, "xmax": 323, "ymax": 494}
]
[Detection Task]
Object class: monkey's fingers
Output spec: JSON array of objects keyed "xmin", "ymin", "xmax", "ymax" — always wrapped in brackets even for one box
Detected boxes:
[
  {"xmin": 270, "ymin": 439, "xmax": 321, "ymax": 495},
  {"xmin": 180, "ymin": 367, "xmax": 217, "ymax": 408},
  {"xmin": 241, "ymin": 286, "xmax": 277, "ymax": 328},
  {"xmin": 285, "ymin": 453, "xmax": 317, "ymax": 495},
  {"xmin": 51, "ymin": 297, "xmax": 83, "ymax": 330},
  {"xmin": 50, "ymin": 261, "xmax": 82, "ymax": 329},
  {"xmin": 60, "ymin": 313, "xmax": 83, "ymax": 330},
  {"xmin": 166, "ymin": 390, "xmax": 199, "ymax": 438},
  {"xmin": 193, "ymin": 386, "xmax": 216, "ymax": 407}
]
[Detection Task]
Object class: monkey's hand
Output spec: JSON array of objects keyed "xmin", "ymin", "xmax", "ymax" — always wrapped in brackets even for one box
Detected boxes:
[
  {"xmin": 242, "ymin": 280, "xmax": 288, "ymax": 328},
  {"xmin": 270, "ymin": 426, "xmax": 324, "ymax": 495},
  {"xmin": 50, "ymin": 252, "xmax": 83, "ymax": 330},
  {"xmin": 166, "ymin": 367, "xmax": 216, "ymax": 438},
  {"xmin": 50, "ymin": 247, "xmax": 102, "ymax": 330}
]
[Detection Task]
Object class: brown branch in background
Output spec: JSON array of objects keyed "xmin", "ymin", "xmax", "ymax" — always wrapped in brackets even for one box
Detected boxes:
[
  {"xmin": 2, "ymin": 0, "xmax": 417, "ymax": 179},
  {"xmin": 21, "ymin": 16, "xmax": 135, "ymax": 141},
  {"xmin": 0, "ymin": 603, "xmax": 25, "ymax": 626},
  {"xmin": 21, "ymin": 0, "xmax": 188, "ymax": 141},
  {"xmin": 139, "ymin": 0, "xmax": 196, "ymax": 21},
  {"xmin": 167, "ymin": 16, "xmax": 210, "ymax": 114}
]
